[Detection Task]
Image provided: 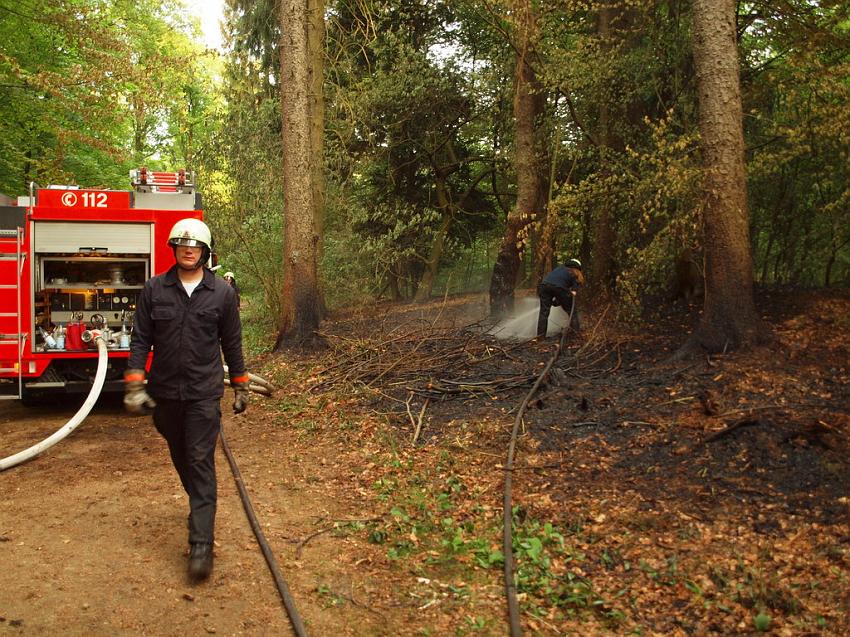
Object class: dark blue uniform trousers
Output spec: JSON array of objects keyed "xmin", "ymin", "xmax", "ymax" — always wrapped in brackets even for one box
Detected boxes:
[{"xmin": 153, "ymin": 398, "xmax": 221, "ymax": 545}]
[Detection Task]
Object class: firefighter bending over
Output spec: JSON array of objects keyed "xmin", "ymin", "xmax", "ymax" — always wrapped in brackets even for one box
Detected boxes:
[
  {"xmin": 123, "ymin": 218, "xmax": 250, "ymax": 582},
  {"xmin": 536, "ymin": 258, "xmax": 584, "ymax": 338}
]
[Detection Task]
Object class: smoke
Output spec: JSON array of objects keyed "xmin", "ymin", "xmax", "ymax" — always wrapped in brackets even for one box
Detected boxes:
[{"xmin": 488, "ymin": 296, "xmax": 570, "ymax": 341}]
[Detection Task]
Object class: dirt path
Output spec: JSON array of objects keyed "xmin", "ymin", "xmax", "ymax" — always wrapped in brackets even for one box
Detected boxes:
[{"xmin": 0, "ymin": 396, "xmax": 411, "ymax": 637}]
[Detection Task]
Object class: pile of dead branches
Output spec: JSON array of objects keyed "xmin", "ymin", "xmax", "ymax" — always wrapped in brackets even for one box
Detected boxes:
[
  {"xmin": 310, "ymin": 308, "xmax": 620, "ymax": 404},
  {"xmin": 310, "ymin": 318, "xmax": 541, "ymax": 401}
]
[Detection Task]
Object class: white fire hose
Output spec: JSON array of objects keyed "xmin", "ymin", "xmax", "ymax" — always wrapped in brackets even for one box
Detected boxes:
[
  {"xmin": 223, "ymin": 364, "xmax": 275, "ymax": 396},
  {"xmin": 0, "ymin": 331, "xmax": 108, "ymax": 471}
]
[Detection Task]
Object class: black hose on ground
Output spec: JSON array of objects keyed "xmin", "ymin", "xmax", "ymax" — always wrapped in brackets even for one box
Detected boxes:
[
  {"xmin": 220, "ymin": 424, "xmax": 309, "ymax": 637},
  {"xmin": 502, "ymin": 302, "xmax": 575, "ymax": 637}
]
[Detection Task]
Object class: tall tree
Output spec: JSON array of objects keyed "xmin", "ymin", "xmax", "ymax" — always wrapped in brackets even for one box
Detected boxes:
[
  {"xmin": 489, "ymin": 0, "xmax": 547, "ymax": 317},
  {"xmin": 688, "ymin": 0, "xmax": 762, "ymax": 351},
  {"xmin": 308, "ymin": 0, "xmax": 327, "ymax": 304},
  {"xmin": 275, "ymin": 0, "xmax": 324, "ymax": 348},
  {"xmin": 587, "ymin": 5, "xmax": 617, "ymax": 300}
]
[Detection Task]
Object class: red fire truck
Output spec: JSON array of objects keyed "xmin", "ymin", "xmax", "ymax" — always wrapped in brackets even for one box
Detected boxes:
[{"xmin": 0, "ymin": 169, "xmax": 205, "ymax": 403}]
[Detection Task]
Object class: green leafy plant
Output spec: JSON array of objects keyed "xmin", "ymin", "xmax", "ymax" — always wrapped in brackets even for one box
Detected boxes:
[{"xmin": 753, "ymin": 612, "xmax": 771, "ymax": 631}]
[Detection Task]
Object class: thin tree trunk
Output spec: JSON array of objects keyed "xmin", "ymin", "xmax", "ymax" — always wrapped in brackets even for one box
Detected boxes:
[
  {"xmin": 824, "ymin": 237, "xmax": 850, "ymax": 287},
  {"xmin": 415, "ymin": 212, "xmax": 452, "ymax": 303},
  {"xmin": 758, "ymin": 199, "xmax": 782, "ymax": 284},
  {"xmin": 757, "ymin": 177, "xmax": 792, "ymax": 285},
  {"xmin": 824, "ymin": 253, "xmax": 835, "ymax": 286},
  {"xmin": 388, "ymin": 267, "xmax": 401, "ymax": 301},
  {"xmin": 415, "ymin": 176, "xmax": 454, "ymax": 303},
  {"xmin": 532, "ymin": 121, "xmax": 572, "ymax": 284},
  {"xmin": 793, "ymin": 213, "xmax": 815, "ymax": 283},
  {"xmin": 589, "ymin": 6, "xmax": 616, "ymax": 299}
]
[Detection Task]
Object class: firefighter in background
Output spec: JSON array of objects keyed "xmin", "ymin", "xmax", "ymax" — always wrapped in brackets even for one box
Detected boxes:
[
  {"xmin": 222, "ymin": 271, "xmax": 240, "ymax": 309},
  {"xmin": 123, "ymin": 218, "xmax": 250, "ymax": 582},
  {"xmin": 536, "ymin": 258, "xmax": 584, "ymax": 338}
]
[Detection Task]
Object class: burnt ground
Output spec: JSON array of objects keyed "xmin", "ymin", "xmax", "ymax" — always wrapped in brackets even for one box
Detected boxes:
[{"xmin": 1, "ymin": 286, "xmax": 848, "ymax": 636}]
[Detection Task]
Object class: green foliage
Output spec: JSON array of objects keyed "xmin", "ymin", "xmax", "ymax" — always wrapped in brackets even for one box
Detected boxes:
[
  {"xmin": 237, "ymin": 291, "xmax": 279, "ymax": 357},
  {"xmin": 324, "ymin": 0, "xmax": 504, "ymax": 302},
  {"xmin": 547, "ymin": 113, "xmax": 702, "ymax": 312},
  {"xmin": 744, "ymin": 5, "xmax": 850, "ymax": 286},
  {"xmin": 0, "ymin": 0, "xmax": 211, "ymax": 195},
  {"xmin": 223, "ymin": 0, "xmax": 850, "ymax": 311},
  {"xmin": 509, "ymin": 511, "xmax": 619, "ymax": 620},
  {"xmin": 12, "ymin": 0, "xmax": 848, "ymax": 329},
  {"xmin": 203, "ymin": 29, "xmax": 285, "ymax": 320},
  {"xmin": 361, "ymin": 462, "xmax": 623, "ymax": 625}
]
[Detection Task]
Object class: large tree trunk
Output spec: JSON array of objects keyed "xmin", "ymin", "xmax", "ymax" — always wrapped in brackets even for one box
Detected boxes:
[
  {"xmin": 489, "ymin": 0, "xmax": 546, "ymax": 318},
  {"xmin": 308, "ymin": 0, "xmax": 327, "ymax": 318},
  {"xmin": 687, "ymin": 0, "xmax": 763, "ymax": 352},
  {"xmin": 275, "ymin": 0, "xmax": 323, "ymax": 350}
]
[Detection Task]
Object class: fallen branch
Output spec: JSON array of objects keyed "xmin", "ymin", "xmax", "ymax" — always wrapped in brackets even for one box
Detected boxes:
[
  {"xmin": 295, "ymin": 517, "xmax": 383, "ymax": 558},
  {"xmin": 703, "ymin": 418, "xmax": 761, "ymax": 444},
  {"xmin": 412, "ymin": 398, "xmax": 429, "ymax": 445}
]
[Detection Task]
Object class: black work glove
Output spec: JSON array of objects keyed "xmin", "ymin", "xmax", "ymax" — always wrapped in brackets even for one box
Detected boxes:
[
  {"xmin": 231, "ymin": 376, "xmax": 250, "ymax": 414},
  {"xmin": 123, "ymin": 368, "xmax": 156, "ymax": 415}
]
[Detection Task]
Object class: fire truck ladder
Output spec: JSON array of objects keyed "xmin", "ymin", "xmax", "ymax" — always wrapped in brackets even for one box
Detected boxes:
[{"xmin": 0, "ymin": 227, "xmax": 26, "ymax": 400}]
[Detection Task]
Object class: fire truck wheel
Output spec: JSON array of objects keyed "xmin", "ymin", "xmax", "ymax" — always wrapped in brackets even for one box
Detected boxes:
[{"xmin": 19, "ymin": 388, "xmax": 43, "ymax": 408}]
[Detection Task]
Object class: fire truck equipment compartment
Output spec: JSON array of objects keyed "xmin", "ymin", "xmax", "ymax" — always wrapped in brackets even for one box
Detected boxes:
[{"xmin": 33, "ymin": 222, "xmax": 151, "ymax": 253}]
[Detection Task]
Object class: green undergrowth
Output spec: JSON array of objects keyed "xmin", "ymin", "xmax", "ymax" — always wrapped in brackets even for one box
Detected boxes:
[
  {"xmin": 360, "ymin": 445, "xmax": 626, "ymax": 631},
  {"xmin": 345, "ymin": 427, "xmax": 822, "ymax": 633},
  {"xmin": 238, "ymin": 294, "xmax": 278, "ymax": 359}
]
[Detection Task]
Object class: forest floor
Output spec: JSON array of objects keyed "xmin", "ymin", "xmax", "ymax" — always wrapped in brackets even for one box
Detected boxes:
[{"xmin": 0, "ymin": 287, "xmax": 848, "ymax": 636}]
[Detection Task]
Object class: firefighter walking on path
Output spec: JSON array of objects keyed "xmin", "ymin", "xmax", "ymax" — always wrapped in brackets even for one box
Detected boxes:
[
  {"xmin": 536, "ymin": 258, "xmax": 584, "ymax": 338},
  {"xmin": 123, "ymin": 218, "xmax": 250, "ymax": 582}
]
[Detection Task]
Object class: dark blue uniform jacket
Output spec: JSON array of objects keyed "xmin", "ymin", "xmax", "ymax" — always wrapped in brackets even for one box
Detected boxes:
[
  {"xmin": 128, "ymin": 266, "xmax": 246, "ymax": 401},
  {"xmin": 542, "ymin": 265, "xmax": 581, "ymax": 291}
]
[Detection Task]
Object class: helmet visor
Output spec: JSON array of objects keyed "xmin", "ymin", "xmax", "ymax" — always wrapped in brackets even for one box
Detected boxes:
[{"xmin": 170, "ymin": 238, "xmax": 207, "ymax": 248}]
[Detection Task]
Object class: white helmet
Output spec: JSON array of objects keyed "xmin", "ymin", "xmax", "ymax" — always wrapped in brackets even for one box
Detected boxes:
[
  {"xmin": 223, "ymin": 271, "xmax": 235, "ymax": 279},
  {"xmin": 168, "ymin": 218, "xmax": 212, "ymax": 270},
  {"xmin": 168, "ymin": 218, "xmax": 211, "ymax": 249}
]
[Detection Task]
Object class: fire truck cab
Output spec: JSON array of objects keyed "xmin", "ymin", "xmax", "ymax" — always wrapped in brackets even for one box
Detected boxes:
[{"xmin": 0, "ymin": 169, "xmax": 204, "ymax": 403}]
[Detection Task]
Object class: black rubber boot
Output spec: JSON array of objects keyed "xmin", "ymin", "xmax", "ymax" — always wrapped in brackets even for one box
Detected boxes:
[{"xmin": 188, "ymin": 543, "xmax": 213, "ymax": 582}]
